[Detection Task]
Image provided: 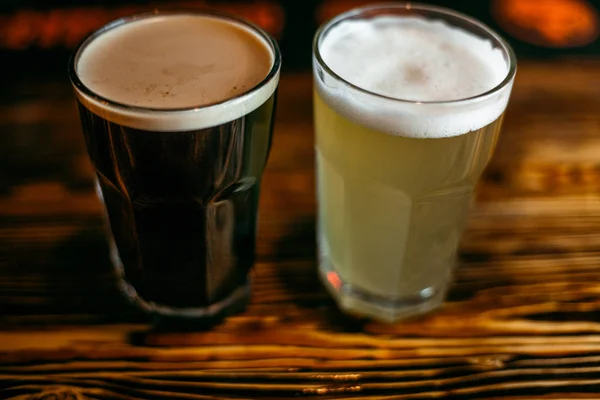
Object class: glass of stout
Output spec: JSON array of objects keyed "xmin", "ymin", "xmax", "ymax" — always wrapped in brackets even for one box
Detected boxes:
[{"xmin": 69, "ymin": 11, "xmax": 281, "ymax": 321}]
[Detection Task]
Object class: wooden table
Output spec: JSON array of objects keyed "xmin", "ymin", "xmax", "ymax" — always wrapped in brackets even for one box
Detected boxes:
[{"xmin": 1, "ymin": 61, "xmax": 600, "ymax": 399}]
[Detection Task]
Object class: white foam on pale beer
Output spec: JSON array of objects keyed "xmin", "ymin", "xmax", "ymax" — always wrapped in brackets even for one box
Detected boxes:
[
  {"xmin": 74, "ymin": 14, "xmax": 279, "ymax": 131},
  {"xmin": 316, "ymin": 16, "xmax": 513, "ymax": 138}
]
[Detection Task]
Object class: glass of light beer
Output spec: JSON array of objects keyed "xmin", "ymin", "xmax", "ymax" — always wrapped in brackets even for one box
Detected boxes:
[
  {"xmin": 69, "ymin": 11, "xmax": 281, "ymax": 321},
  {"xmin": 313, "ymin": 3, "xmax": 516, "ymax": 322}
]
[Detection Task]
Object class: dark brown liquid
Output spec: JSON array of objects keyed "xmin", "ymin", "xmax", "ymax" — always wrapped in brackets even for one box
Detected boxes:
[{"xmin": 77, "ymin": 93, "xmax": 276, "ymax": 310}]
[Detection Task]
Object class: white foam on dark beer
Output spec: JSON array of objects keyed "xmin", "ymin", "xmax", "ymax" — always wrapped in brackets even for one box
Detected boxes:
[
  {"xmin": 74, "ymin": 14, "xmax": 278, "ymax": 131},
  {"xmin": 316, "ymin": 16, "xmax": 512, "ymax": 138}
]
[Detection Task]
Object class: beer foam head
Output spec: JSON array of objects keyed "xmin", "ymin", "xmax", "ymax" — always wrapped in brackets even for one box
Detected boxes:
[
  {"xmin": 72, "ymin": 13, "xmax": 279, "ymax": 131},
  {"xmin": 316, "ymin": 15, "xmax": 514, "ymax": 138}
]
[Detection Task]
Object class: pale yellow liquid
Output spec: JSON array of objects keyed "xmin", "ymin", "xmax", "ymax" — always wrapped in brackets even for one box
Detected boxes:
[{"xmin": 315, "ymin": 92, "xmax": 502, "ymax": 312}]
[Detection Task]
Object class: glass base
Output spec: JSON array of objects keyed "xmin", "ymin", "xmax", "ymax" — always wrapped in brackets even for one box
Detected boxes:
[
  {"xmin": 108, "ymin": 238, "xmax": 251, "ymax": 323},
  {"xmin": 118, "ymin": 277, "xmax": 251, "ymax": 322},
  {"xmin": 318, "ymin": 260, "xmax": 447, "ymax": 323}
]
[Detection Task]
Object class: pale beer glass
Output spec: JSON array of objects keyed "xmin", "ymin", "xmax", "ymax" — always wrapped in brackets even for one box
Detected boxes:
[{"xmin": 313, "ymin": 4, "xmax": 517, "ymax": 322}]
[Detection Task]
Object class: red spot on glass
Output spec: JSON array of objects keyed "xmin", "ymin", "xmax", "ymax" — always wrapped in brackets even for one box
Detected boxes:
[{"xmin": 327, "ymin": 271, "xmax": 342, "ymax": 290}]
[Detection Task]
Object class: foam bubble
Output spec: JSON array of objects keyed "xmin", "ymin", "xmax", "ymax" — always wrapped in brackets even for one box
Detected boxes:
[
  {"xmin": 73, "ymin": 14, "xmax": 279, "ymax": 131},
  {"xmin": 315, "ymin": 15, "xmax": 513, "ymax": 138}
]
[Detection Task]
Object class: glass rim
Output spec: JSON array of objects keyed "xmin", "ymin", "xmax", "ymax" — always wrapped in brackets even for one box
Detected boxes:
[
  {"xmin": 313, "ymin": 2, "xmax": 518, "ymax": 106},
  {"xmin": 68, "ymin": 9, "xmax": 282, "ymax": 114}
]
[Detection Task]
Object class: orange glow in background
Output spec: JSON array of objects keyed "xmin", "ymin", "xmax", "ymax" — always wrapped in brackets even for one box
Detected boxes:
[
  {"xmin": 319, "ymin": 0, "xmax": 600, "ymax": 49},
  {"xmin": 492, "ymin": 0, "xmax": 600, "ymax": 48},
  {"xmin": 0, "ymin": 1, "xmax": 284, "ymax": 50}
]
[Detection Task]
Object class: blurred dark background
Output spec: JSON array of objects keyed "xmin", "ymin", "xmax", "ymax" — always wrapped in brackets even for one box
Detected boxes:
[{"xmin": 0, "ymin": 0, "xmax": 599, "ymax": 81}]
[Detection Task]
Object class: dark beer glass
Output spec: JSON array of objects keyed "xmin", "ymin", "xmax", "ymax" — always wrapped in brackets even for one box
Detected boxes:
[{"xmin": 68, "ymin": 11, "xmax": 281, "ymax": 320}]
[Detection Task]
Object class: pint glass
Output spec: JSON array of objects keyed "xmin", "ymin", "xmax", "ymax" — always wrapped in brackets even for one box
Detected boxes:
[
  {"xmin": 69, "ymin": 11, "xmax": 281, "ymax": 320},
  {"xmin": 313, "ymin": 4, "xmax": 516, "ymax": 322}
]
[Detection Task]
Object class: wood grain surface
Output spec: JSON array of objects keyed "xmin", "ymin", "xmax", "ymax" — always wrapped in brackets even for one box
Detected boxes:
[{"xmin": 1, "ymin": 60, "xmax": 600, "ymax": 399}]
